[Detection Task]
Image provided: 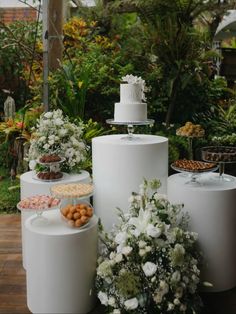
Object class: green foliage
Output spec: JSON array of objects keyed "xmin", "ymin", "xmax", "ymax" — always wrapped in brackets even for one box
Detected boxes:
[
  {"xmin": 0, "ymin": 21, "xmax": 42, "ymax": 111},
  {"xmin": 0, "ymin": 167, "xmax": 20, "ymax": 213}
]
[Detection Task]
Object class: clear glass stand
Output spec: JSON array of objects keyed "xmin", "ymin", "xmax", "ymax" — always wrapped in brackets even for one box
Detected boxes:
[
  {"xmin": 31, "ymin": 211, "xmax": 50, "ymax": 226},
  {"xmin": 106, "ymin": 119, "xmax": 155, "ymax": 141}
]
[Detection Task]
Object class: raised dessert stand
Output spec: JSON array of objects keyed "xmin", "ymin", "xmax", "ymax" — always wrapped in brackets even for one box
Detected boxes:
[
  {"xmin": 25, "ymin": 209, "xmax": 98, "ymax": 313},
  {"xmin": 20, "ymin": 170, "xmax": 91, "ymax": 269},
  {"xmin": 92, "ymin": 134, "xmax": 168, "ymax": 231},
  {"xmin": 168, "ymin": 172, "xmax": 236, "ymax": 292}
]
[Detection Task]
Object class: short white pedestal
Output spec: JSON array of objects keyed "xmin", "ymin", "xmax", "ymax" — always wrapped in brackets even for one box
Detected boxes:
[
  {"xmin": 92, "ymin": 134, "xmax": 168, "ymax": 230},
  {"xmin": 25, "ymin": 210, "xmax": 98, "ymax": 314},
  {"xmin": 20, "ymin": 170, "xmax": 90, "ymax": 269},
  {"xmin": 168, "ymin": 173, "xmax": 236, "ymax": 292}
]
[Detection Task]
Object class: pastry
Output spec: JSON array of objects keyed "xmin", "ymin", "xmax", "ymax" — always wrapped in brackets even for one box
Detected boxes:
[
  {"xmin": 18, "ymin": 195, "xmax": 60, "ymax": 210},
  {"xmin": 173, "ymin": 159, "xmax": 217, "ymax": 172},
  {"xmin": 61, "ymin": 203, "xmax": 93, "ymax": 227},
  {"xmin": 176, "ymin": 122, "xmax": 205, "ymax": 137},
  {"xmin": 39, "ymin": 154, "xmax": 61, "ymax": 163},
  {"xmin": 51, "ymin": 183, "xmax": 93, "ymax": 199}
]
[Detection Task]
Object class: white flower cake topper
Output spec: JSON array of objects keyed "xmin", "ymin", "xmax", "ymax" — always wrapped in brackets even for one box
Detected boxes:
[{"xmin": 122, "ymin": 74, "xmax": 150, "ymax": 102}]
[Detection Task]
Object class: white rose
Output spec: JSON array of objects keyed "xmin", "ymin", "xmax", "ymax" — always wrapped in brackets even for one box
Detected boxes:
[
  {"xmin": 124, "ymin": 297, "xmax": 139, "ymax": 310},
  {"xmin": 171, "ymin": 271, "xmax": 181, "ymax": 283},
  {"xmin": 121, "ymin": 246, "xmax": 133, "ymax": 256},
  {"xmin": 43, "ymin": 143, "xmax": 50, "ymax": 150},
  {"xmin": 113, "ymin": 310, "xmax": 121, "ymax": 314},
  {"xmin": 139, "ymin": 249, "xmax": 146, "ymax": 257},
  {"xmin": 145, "ymin": 246, "xmax": 152, "ymax": 253},
  {"xmin": 142, "ymin": 262, "xmax": 157, "ymax": 277},
  {"xmin": 115, "ymin": 253, "xmax": 123, "ymax": 263},
  {"xmin": 138, "ymin": 240, "xmax": 147, "ymax": 248},
  {"xmin": 29, "ymin": 160, "xmax": 36, "ymax": 170},
  {"xmin": 44, "ymin": 112, "xmax": 53, "ymax": 118},
  {"xmin": 115, "ymin": 232, "xmax": 127, "ymax": 245},
  {"xmin": 39, "ymin": 136, "xmax": 46, "ymax": 142},
  {"xmin": 146, "ymin": 224, "xmax": 162, "ymax": 238},
  {"xmin": 58, "ymin": 129, "xmax": 67, "ymax": 137},
  {"xmin": 98, "ymin": 291, "xmax": 108, "ymax": 305},
  {"xmin": 108, "ymin": 296, "xmax": 116, "ymax": 307},
  {"xmin": 55, "ymin": 118, "xmax": 64, "ymax": 126}
]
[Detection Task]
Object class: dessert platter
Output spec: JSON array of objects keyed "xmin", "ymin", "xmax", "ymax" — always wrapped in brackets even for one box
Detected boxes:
[
  {"xmin": 201, "ymin": 146, "xmax": 236, "ymax": 182},
  {"xmin": 34, "ymin": 154, "xmax": 65, "ymax": 182},
  {"xmin": 51, "ymin": 183, "xmax": 94, "ymax": 229},
  {"xmin": 171, "ymin": 159, "xmax": 218, "ymax": 185},
  {"xmin": 176, "ymin": 122, "xmax": 205, "ymax": 160},
  {"xmin": 106, "ymin": 75, "xmax": 154, "ymax": 140},
  {"xmin": 17, "ymin": 195, "xmax": 60, "ymax": 226},
  {"xmin": 50, "ymin": 183, "xmax": 93, "ymax": 199},
  {"xmin": 60, "ymin": 201, "xmax": 94, "ymax": 228}
]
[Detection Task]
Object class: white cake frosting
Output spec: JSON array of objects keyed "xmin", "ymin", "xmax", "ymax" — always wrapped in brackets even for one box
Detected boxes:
[{"xmin": 114, "ymin": 83, "xmax": 147, "ymax": 122}]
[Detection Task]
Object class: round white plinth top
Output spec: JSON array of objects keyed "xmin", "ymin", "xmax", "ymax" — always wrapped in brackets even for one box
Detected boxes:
[
  {"xmin": 20, "ymin": 170, "xmax": 90, "ymax": 185},
  {"xmin": 168, "ymin": 173, "xmax": 236, "ymax": 191},
  {"xmin": 25, "ymin": 209, "xmax": 98, "ymax": 236},
  {"xmin": 92, "ymin": 134, "xmax": 168, "ymax": 146}
]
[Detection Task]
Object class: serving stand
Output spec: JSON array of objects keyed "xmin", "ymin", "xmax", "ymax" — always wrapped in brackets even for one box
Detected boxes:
[
  {"xmin": 171, "ymin": 163, "xmax": 218, "ymax": 186},
  {"xmin": 34, "ymin": 157, "xmax": 65, "ymax": 182},
  {"xmin": 201, "ymin": 146, "xmax": 236, "ymax": 182},
  {"xmin": 106, "ymin": 119, "xmax": 154, "ymax": 140}
]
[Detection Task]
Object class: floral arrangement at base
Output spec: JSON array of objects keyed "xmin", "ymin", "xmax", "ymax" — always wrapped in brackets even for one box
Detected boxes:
[
  {"xmin": 96, "ymin": 179, "xmax": 202, "ymax": 314},
  {"xmin": 26, "ymin": 109, "xmax": 88, "ymax": 173}
]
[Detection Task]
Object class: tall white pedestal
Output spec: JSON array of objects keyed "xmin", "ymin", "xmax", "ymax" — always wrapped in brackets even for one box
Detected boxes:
[
  {"xmin": 168, "ymin": 173, "xmax": 236, "ymax": 292},
  {"xmin": 25, "ymin": 210, "xmax": 98, "ymax": 314},
  {"xmin": 20, "ymin": 170, "xmax": 90, "ymax": 269},
  {"xmin": 92, "ymin": 134, "xmax": 168, "ymax": 230}
]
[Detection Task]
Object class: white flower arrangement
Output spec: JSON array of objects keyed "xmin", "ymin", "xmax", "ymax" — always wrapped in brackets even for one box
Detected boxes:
[
  {"xmin": 96, "ymin": 179, "xmax": 202, "ymax": 313},
  {"xmin": 26, "ymin": 109, "xmax": 88, "ymax": 172},
  {"xmin": 122, "ymin": 74, "xmax": 150, "ymax": 102}
]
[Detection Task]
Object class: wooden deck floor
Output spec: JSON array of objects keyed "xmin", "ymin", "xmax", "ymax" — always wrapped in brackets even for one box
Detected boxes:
[{"xmin": 0, "ymin": 214, "xmax": 236, "ymax": 314}]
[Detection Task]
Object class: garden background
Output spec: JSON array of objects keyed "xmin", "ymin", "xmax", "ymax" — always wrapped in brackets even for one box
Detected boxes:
[{"xmin": 0, "ymin": 0, "xmax": 236, "ymax": 213}]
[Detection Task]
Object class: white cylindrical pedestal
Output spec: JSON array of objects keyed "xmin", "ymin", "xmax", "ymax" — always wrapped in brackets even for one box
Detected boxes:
[
  {"xmin": 92, "ymin": 134, "xmax": 168, "ymax": 230},
  {"xmin": 20, "ymin": 170, "xmax": 90, "ymax": 269},
  {"xmin": 168, "ymin": 173, "xmax": 236, "ymax": 292},
  {"xmin": 25, "ymin": 210, "xmax": 98, "ymax": 314}
]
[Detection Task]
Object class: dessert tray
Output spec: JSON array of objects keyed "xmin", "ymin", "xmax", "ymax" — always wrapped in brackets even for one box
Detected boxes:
[
  {"xmin": 201, "ymin": 146, "xmax": 236, "ymax": 182},
  {"xmin": 50, "ymin": 183, "xmax": 94, "ymax": 200},
  {"xmin": 60, "ymin": 201, "xmax": 93, "ymax": 229},
  {"xmin": 171, "ymin": 159, "xmax": 218, "ymax": 185},
  {"xmin": 17, "ymin": 195, "xmax": 61, "ymax": 226},
  {"xmin": 171, "ymin": 159, "xmax": 218, "ymax": 173},
  {"xmin": 36, "ymin": 156, "xmax": 65, "ymax": 166},
  {"xmin": 33, "ymin": 171, "xmax": 66, "ymax": 182}
]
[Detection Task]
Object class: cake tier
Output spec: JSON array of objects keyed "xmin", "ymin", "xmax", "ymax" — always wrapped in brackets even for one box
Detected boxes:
[
  {"xmin": 120, "ymin": 83, "xmax": 142, "ymax": 103},
  {"xmin": 114, "ymin": 102, "xmax": 147, "ymax": 122}
]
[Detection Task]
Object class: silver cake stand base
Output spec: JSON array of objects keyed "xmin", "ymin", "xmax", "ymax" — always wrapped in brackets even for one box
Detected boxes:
[{"xmin": 106, "ymin": 119, "xmax": 155, "ymax": 140}]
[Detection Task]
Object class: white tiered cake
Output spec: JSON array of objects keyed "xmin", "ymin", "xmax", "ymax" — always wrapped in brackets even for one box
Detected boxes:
[{"xmin": 114, "ymin": 76, "xmax": 147, "ymax": 122}]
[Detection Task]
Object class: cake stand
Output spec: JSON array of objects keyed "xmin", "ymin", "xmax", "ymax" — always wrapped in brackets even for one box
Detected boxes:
[
  {"xmin": 171, "ymin": 163, "xmax": 218, "ymax": 186},
  {"xmin": 35, "ymin": 157, "xmax": 66, "ymax": 181},
  {"xmin": 106, "ymin": 119, "xmax": 155, "ymax": 140},
  {"xmin": 201, "ymin": 146, "xmax": 236, "ymax": 182},
  {"xmin": 17, "ymin": 203, "xmax": 60, "ymax": 227}
]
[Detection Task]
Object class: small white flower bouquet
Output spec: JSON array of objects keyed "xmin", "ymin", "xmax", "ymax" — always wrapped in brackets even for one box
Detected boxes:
[
  {"xmin": 96, "ymin": 179, "xmax": 202, "ymax": 313},
  {"xmin": 26, "ymin": 109, "xmax": 88, "ymax": 172}
]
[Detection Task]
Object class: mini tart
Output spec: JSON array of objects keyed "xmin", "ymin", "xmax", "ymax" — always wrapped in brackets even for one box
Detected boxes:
[
  {"xmin": 51, "ymin": 183, "xmax": 93, "ymax": 199},
  {"xmin": 173, "ymin": 159, "xmax": 217, "ymax": 172}
]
